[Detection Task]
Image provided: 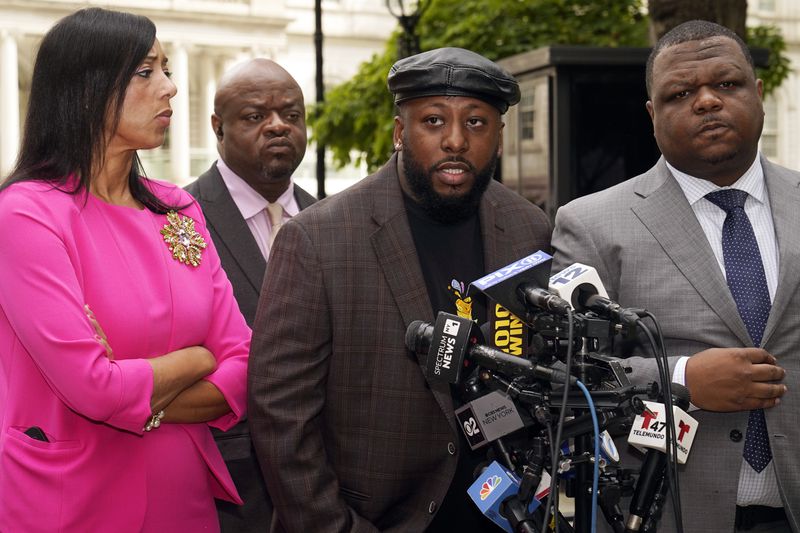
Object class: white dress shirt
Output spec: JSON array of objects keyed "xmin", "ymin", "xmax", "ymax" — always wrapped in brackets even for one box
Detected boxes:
[{"xmin": 667, "ymin": 155, "xmax": 781, "ymax": 507}]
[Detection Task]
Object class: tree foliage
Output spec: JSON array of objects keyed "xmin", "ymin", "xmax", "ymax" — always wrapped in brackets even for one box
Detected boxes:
[
  {"xmin": 309, "ymin": 0, "xmax": 789, "ymax": 171},
  {"xmin": 748, "ymin": 25, "xmax": 791, "ymax": 96}
]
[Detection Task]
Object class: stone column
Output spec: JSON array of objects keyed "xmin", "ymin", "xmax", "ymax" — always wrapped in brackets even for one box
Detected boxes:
[
  {"xmin": 200, "ymin": 52, "xmax": 217, "ymax": 158},
  {"xmin": 169, "ymin": 42, "xmax": 191, "ymax": 182}
]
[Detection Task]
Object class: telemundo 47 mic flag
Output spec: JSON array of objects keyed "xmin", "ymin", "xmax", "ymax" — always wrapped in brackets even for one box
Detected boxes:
[{"xmin": 628, "ymin": 401, "xmax": 698, "ymax": 463}]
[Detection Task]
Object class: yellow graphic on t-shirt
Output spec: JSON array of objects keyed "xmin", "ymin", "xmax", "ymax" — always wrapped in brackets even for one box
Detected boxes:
[{"xmin": 448, "ymin": 279, "xmax": 473, "ymax": 319}]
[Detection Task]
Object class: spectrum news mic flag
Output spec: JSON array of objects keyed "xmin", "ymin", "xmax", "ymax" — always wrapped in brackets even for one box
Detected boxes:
[{"xmin": 405, "ymin": 313, "xmax": 577, "ymax": 387}]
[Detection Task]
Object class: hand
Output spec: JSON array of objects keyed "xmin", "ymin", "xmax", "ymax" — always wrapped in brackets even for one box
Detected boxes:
[
  {"xmin": 147, "ymin": 345, "xmax": 217, "ymax": 413},
  {"xmin": 85, "ymin": 304, "xmax": 113, "ymax": 360},
  {"xmin": 685, "ymin": 347, "xmax": 786, "ymax": 412}
]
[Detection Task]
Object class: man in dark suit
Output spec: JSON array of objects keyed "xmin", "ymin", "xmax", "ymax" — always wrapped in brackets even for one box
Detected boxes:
[
  {"xmin": 247, "ymin": 47, "xmax": 552, "ymax": 532},
  {"xmin": 186, "ymin": 58, "xmax": 315, "ymax": 532},
  {"xmin": 552, "ymin": 21, "xmax": 797, "ymax": 532}
]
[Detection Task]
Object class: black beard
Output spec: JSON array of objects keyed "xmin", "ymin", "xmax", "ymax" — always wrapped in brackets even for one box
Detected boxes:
[{"xmin": 401, "ymin": 144, "xmax": 497, "ymax": 224}]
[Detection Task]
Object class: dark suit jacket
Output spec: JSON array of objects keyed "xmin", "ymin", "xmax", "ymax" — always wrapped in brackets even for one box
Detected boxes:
[
  {"xmin": 552, "ymin": 156, "xmax": 800, "ymax": 532},
  {"xmin": 186, "ymin": 162, "xmax": 316, "ymax": 533},
  {"xmin": 186, "ymin": 163, "xmax": 317, "ymax": 328},
  {"xmin": 247, "ymin": 153, "xmax": 552, "ymax": 532}
]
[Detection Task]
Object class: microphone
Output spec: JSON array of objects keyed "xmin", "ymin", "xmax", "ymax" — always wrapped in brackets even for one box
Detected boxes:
[
  {"xmin": 467, "ymin": 460, "xmax": 550, "ymax": 533},
  {"xmin": 470, "ymin": 251, "xmax": 569, "ymax": 320},
  {"xmin": 406, "ymin": 313, "xmax": 577, "ymax": 385},
  {"xmin": 548, "ymin": 262, "xmax": 609, "ymax": 309},
  {"xmin": 454, "ymin": 390, "xmax": 525, "ymax": 450},
  {"xmin": 549, "ymin": 263, "xmax": 641, "ymax": 325},
  {"xmin": 488, "ymin": 303, "xmax": 530, "ymax": 359},
  {"xmin": 517, "ymin": 285, "xmax": 571, "ymax": 317},
  {"xmin": 625, "ymin": 384, "xmax": 696, "ymax": 532}
]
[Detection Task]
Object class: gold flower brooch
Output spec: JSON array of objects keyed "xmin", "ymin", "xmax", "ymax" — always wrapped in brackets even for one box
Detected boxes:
[{"xmin": 161, "ymin": 211, "xmax": 207, "ymax": 267}]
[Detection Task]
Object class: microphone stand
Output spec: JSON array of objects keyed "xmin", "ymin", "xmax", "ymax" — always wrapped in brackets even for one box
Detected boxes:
[{"xmin": 571, "ymin": 338, "xmax": 593, "ymax": 533}]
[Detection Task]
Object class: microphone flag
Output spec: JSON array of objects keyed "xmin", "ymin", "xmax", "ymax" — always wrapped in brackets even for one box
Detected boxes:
[
  {"xmin": 627, "ymin": 400, "xmax": 699, "ymax": 464},
  {"xmin": 467, "ymin": 460, "xmax": 550, "ymax": 533}
]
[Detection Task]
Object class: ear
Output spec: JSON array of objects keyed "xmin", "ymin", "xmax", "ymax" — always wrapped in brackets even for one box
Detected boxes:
[
  {"xmin": 211, "ymin": 115, "xmax": 223, "ymax": 140},
  {"xmin": 645, "ymin": 100, "xmax": 654, "ymax": 122},
  {"xmin": 497, "ymin": 122, "xmax": 505, "ymax": 158},
  {"xmin": 756, "ymin": 78, "xmax": 764, "ymax": 100},
  {"xmin": 392, "ymin": 115, "xmax": 404, "ymax": 151}
]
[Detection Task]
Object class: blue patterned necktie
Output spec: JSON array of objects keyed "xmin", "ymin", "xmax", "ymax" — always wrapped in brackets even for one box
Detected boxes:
[{"xmin": 705, "ymin": 189, "xmax": 772, "ymax": 473}]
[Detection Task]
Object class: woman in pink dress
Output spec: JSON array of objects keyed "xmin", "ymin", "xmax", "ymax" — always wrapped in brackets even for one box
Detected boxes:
[{"xmin": 0, "ymin": 8, "xmax": 250, "ymax": 532}]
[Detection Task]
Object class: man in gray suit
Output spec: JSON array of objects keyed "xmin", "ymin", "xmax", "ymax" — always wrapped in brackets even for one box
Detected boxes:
[
  {"xmin": 552, "ymin": 21, "xmax": 796, "ymax": 533},
  {"xmin": 186, "ymin": 58, "xmax": 315, "ymax": 532}
]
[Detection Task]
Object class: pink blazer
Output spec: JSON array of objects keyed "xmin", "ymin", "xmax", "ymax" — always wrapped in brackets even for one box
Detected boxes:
[{"xmin": 0, "ymin": 179, "xmax": 250, "ymax": 532}]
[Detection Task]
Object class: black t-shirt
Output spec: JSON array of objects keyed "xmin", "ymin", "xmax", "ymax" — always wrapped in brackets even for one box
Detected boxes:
[{"xmin": 404, "ymin": 195, "xmax": 498, "ymax": 532}]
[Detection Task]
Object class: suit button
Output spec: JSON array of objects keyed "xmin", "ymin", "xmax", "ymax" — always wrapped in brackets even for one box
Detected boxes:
[
  {"xmin": 428, "ymin": 501, "xmax": 437, "ymax": 514},
  {"xmin": 447, "ymin": 442, "xmax": 456, "ymax": 455},
  {"xmin": 730, "ymin": 429, "xmax": 743, "ymax": 442}
]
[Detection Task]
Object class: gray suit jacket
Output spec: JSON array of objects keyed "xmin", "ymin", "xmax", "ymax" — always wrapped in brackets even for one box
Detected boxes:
[
  {"xmin": 248, "ymin": 153, "xmax": 552, "ymax": 532},
  {"xmin": 552, "ymin": 156, "xmax": 800, "ymax": 532},
  {"xmin": 186, "ymin": 162, "xmax": 316, "ymax": 532}
]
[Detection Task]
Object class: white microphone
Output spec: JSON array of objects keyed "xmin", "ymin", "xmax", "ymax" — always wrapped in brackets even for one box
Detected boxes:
[
  {"xmin": 627, "ymin": 396, "xmax": 698, "ymax": 464},
  {"xmin": 625, "ymin": 384, "xmax": 697, "ymax": 531},
  {"xmin": 549, "ymin": 263, "xmax": 642, "ymax": 325},
  {"xmin": 548, "ymin": 262, "xmax": 609, "ymax": 309}
]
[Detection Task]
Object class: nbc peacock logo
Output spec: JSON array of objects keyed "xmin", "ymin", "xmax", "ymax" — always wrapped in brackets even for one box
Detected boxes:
[{"xmin": 479, "ymin": 475, "xmax": 502, "ymax": 500}]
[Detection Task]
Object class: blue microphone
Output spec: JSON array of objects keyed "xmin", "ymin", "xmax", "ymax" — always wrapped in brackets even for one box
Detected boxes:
[{"xmin": 467, "ymin": 461, "xmax": 549, "ymax": 533}]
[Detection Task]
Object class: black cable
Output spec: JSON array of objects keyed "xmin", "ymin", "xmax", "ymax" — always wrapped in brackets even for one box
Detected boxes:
[
  {"xmin": 634, "ymin": 315, "xmax": 683, "ymax": 533},
  {"xmin": 542, "ymin": 308, "xmax": 575, "ymax": 533},
  {"xmin": 642, "ymin": 311, "xmax": 683, "ymax": 532}
]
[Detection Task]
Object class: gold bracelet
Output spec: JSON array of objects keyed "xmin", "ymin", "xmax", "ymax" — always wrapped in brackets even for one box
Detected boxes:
[{"xmin": 143, "ymin": 410, "xmax": 165, "ymax": 432}]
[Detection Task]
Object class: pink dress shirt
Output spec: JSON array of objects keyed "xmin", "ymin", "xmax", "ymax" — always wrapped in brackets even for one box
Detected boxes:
[{"xmin": 216, "ymin": 158, "xmax": 299, "ymax": 260}]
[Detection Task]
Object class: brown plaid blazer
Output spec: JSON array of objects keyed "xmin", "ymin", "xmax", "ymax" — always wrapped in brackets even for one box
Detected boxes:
[{"xmin": 248, "ymin": 154, "xmax": 552, "ymax": 532}]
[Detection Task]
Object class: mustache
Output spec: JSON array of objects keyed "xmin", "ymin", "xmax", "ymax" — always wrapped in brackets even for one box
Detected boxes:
[{"xmin": 428, "ymin": 156, "xmax": 476, "ymax": 173}]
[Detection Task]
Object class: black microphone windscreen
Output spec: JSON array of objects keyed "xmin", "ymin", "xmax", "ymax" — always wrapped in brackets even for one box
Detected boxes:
[
  {"xmin": 405, "ymin": 320, "xmax": 431, "ymax": 354},
  {"xmin": 669, "ymin": 382, "xmax": 691, "ymax": 407}
]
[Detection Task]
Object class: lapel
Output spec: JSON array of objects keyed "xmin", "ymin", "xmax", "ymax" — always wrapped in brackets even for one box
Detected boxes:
[
  {"xmin": 630, "ymin": 158, "xmax": 752, "ymax": 346},
  {"xmin": 369, "ymin": 155, "xmax": 457, "ymax": 423},
  {"xmin": 293, "ymin": 184, "xmax": 317, "ymax": 210},
  {"xmin": 370, "ymin": 154, "xmax": 434, "ymax": 329},
  {"xmin": 761, "ymin": 157, "xmax": 800, "ymax": 346},
  {"xmin": 479, "ymin": 181, "xmax": 534, "ymax": 272},
  {"xmin": 196, "ymin": 164, "xmax": 266, "ymax": 294}
]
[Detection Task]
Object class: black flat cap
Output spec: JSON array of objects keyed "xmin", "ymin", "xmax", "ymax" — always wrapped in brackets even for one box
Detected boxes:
[{"xmin": 387, "ymin": 47, "xmax": 521, "ymax": 113}]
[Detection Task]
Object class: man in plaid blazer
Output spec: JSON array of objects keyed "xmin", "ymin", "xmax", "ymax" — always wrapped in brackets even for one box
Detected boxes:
[{"xmin": 248, "ymin": 48, "xmax": 552, "ymax": 532}]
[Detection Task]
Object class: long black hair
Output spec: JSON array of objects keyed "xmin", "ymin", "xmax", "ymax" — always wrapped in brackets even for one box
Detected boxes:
[{"xmin": 1, "ymin": 7, "xmax": 183, "ymax": 213}]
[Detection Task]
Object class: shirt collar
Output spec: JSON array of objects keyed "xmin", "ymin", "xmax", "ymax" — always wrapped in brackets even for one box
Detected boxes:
[
  {"xmin": 667, "ymin": 154, "xmax": 765, "ymax": 207},
  {"xmin": 216, "ymin": 159, "xmax": 297, "ymax": 219}
]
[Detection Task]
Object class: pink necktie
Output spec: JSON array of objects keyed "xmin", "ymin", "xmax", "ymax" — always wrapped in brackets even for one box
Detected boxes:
[{"xmin": 266, "ymin": 202, "xmax": 284, "ymax": 249}]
